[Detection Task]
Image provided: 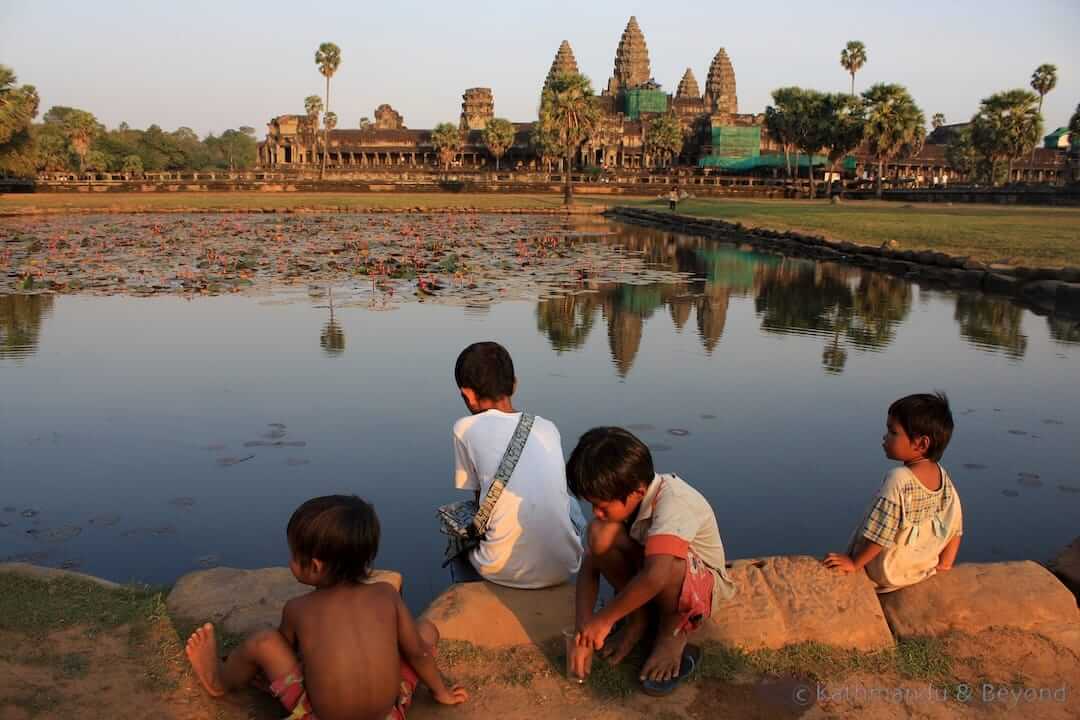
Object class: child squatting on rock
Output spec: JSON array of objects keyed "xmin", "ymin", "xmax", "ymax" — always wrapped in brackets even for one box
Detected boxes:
[
  {"xmin": 566, "ymin": 427, "xmax": 737, "ymax": 696},
  {"xmin": 185, "ymin": 495, "xmax": 468, "ymax": 720},
  {"xmin": 824, "ymin": 392, "xmax": 963, "ymax": 593}
]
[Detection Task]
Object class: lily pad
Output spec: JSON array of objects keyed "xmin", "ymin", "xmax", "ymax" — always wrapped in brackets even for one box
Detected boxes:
[
  {"xmin": 1007, "ymin": 429, "xmax": 1028, "ymax": 436},
  {"xmin": 667, "ymin": 428, "xmax": 691, "ymax": 437},
  {"xmin": 88, "ymin": 513, "xmax": 121, "ymax": 527},
  {"xmin": 699, "ymin": 414, "xmax": 717, "ymax": 420},
  {"xmin": 217, "ymin": 455, "xmax": 255, "ymax": 466},
  {"xmin": 26, "ymin": 525, "xmax": 81, "ymax": 543},
  {"xmin": 20, "ymin": 509, "xmax": 38, "ymax": 519}
]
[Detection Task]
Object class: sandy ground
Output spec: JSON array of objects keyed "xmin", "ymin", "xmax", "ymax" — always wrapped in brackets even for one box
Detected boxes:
[{"xmin": 4, "ymin": 620, "xmax": 1076, "ymax": 720}]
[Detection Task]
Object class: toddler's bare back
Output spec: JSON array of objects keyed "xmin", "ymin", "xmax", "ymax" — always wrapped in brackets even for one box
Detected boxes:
[{"xmin": 288, "ymin": 581, "xmax": 402, "ymax": 720}]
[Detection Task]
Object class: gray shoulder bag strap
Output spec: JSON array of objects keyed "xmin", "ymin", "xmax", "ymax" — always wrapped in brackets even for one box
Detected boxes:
[{"xmin": 470, "ymin": 412, "xmax": 535, "ymax": 537}]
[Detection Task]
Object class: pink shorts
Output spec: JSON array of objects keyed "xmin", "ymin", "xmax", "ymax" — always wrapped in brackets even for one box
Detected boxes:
[
  {"xmin": 676, "ymin": 550, "xmax": 717, "ymax": 634},
  {"xmin": 269, "ymin": 661, "xmax": 419, "ymax": 720}
]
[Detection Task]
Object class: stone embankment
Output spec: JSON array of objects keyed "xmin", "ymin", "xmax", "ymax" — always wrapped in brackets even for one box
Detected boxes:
[
  {"xmin": 609, "ymin": 206, "xmax": 1080, "ymax": 319},
  {"xmin": 165, "ymin": 551, "xmax": 1080, "ymax": 659}
]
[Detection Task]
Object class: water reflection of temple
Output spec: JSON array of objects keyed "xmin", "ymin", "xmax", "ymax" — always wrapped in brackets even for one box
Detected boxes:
[
  {"xmin": 0, "ymin": 294, "xmax": 54, "ymax": 359},
  {"xmin": 535, "ymin": 224, "xmax": 1070, "ymax": 375}
]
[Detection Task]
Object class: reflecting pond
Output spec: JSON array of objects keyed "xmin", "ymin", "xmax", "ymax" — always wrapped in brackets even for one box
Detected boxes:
[{"xmin": 2, "ymin": 215, "xmax": 1078, "ymax": 610}]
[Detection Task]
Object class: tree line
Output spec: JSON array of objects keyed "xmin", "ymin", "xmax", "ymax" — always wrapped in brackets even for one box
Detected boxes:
[{"xmin": 0, "ymin": 65, "xmax": 258, "ymax": 177}]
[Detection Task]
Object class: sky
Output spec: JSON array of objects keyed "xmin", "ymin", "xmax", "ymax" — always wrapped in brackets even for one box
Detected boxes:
[{"xmin": 2, "ymin": 0, "xmax": 1078, "ymax": 139}]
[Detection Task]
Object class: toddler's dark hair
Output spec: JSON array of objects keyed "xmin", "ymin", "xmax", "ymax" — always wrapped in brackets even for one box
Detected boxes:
[
  {"xmin": 888, "ymin": 392, "xmax": 954, "ymax": 461},
  {"xmin": 566, "ymin": 427, "xmax": 654, "ymax": 501},
  {"xmin": 287, "ymin": 495, "xmax": 379, "ymax": 585},
  {"xmin": 454, "ymin": 341, "xmax": 515, "ymax": 400}
]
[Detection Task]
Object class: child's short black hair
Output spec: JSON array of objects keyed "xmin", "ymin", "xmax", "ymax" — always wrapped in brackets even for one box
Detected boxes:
[
  {"xmin": 566, "ymin": 427, "xmax": 654, "ymax": 501},
  {"xmin": 454, "ymin": 341, "xmax": 515, "ymax": 400},
  {"xmin": 888, "ymin": 392, "xmax": 954, "ymax": 462},
  {"xmin": 286, "ymin": 495, "xmax": 380, "ymax": 585}
]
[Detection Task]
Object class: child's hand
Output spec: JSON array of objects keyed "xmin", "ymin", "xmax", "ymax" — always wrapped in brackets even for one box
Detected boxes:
[
  {"xmin": 433, "ymin": 684, "xmax": 469, "ymax": 705},
  {"xmin": 578, "ymin": 616, "xmax": 614, "ymax": 651},
  {"xmin": 823, "ymin": 553, "xmax": 855, "ymax": 573}
]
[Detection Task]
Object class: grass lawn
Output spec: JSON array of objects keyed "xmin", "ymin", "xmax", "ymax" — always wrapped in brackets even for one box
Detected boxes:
[
  {"xmin": 0, "ymin": 191, "xmax": 631, "ymax": 214},
  {"xmin": 626, "ymin": 197, "xmax": 1080, "ymax": 268}
]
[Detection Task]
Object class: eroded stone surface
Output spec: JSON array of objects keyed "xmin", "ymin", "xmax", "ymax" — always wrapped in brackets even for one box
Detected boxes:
[
  {"xmin": 422, "ymin": 581, "xmax": 574, "ymax": 649},
  {"xmin": 878, "ymin": 561, "xmax": 1080, "ymax": 656},
  {"xmin": 1050, "ymin": 537, "xmax": 1080, "ymax": 595},
  {"xmin": 166, "ymin": 566, "xmax": 402, "ymax": 635},
  {"xmin": 699, "ymin": 555, "xmax": 894, "ymax": 651}
]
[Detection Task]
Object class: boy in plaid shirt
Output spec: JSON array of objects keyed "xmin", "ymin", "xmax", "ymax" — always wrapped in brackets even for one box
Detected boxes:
[{"xmin": 824, "ymin": 393, "xmax": 963, "ymax": 593}]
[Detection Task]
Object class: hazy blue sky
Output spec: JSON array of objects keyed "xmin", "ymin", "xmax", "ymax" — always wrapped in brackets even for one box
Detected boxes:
[{"xmin": 2, "ymin": 0, "xmax": 1077, "ymax": 139}]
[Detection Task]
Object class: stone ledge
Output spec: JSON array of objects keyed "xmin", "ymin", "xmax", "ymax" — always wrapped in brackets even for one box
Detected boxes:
[
  {"xmin": 166, "ymin": 566, "xmax": 402, "ymax": 635},
  {"xmin": 699, "ymin": 555, "xmax": 894, "ymax": 651},
  {"xmin": 422, "ymin": 581, "xmax": 574, "ymax": 649},
  {"xmin": 1050, "ymin": 536, "xmax": 1080, "ymax": 596},
  {"xmin": 878, "ymin": 561, "xmax": 1080, "ymax": 657}
]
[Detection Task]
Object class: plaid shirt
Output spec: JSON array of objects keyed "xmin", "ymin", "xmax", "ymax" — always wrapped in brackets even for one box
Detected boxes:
[{"xmin": 861, "ymin": 467, "xmax": 957, "ymax": 548}]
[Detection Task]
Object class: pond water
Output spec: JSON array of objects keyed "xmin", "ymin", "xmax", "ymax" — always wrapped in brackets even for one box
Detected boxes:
[{"xmin": 2, "ymin": 214, "xmax": 1078, "ymax": 610}]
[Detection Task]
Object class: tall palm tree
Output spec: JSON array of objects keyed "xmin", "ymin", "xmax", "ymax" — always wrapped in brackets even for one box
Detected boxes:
[
  {"xmin": 1029, "ymin": 64, "xmax": 1057, "ymax": 164},
  {"xmin": 861, "ymin": 83, "xmax": 925, "ymax": 198},
  {"xmin": 643, "ymin": 112, "xmax": 684, "ymax": 169},
  {"xmin": 303, "ymin": 95, "xmax": 323, "ymax": 165},
  {"xmin": 1030, "ymin": 64, "xmax": 1058, "ymax": 116},
  {"xmin": 314, "ymin": 42, "xmax": 341, "ymax": 178},
  {"xmin": 538, "ymin": 72, "xmax": 600, "ymax": 205},
  {"xmin": 323, "ymin": 111, "xmax": 338, "ymax": 169},
  {"xmin": 840, "ymin": 41, "xmax": 868, "ymax": 96},
  {"xmin": 972, "ymin": 89, "xmax": 1042, "ymax": 185},
  {"xmin": 482, "ymin": 118, "xmax": 515, "ymax": 170}
]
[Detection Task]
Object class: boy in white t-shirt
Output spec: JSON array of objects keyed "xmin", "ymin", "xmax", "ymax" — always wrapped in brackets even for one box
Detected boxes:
[{"xmin": 451, "ymin": 341, "xmax": 585, "ymax": 589}]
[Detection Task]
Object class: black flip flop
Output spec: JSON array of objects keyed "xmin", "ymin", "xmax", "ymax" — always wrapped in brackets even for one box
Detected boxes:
[{"xmin": 640, "ymin": 643, "xmax": 702, "ymax": 697}]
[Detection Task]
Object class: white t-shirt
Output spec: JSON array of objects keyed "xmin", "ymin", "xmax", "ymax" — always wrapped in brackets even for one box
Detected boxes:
[{"xmin": 453, "ymin": 410, "xmax": 585, "ymax": 589}]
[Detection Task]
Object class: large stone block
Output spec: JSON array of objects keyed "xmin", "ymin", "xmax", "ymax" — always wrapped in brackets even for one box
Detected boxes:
[
  {"xmin": 878, "ymin": 562, "xmax": 1080, "ymax": 655},
  {"xmin": 167, "ymin": 566, "xmax": 402, "ymax": 635},
  {"xmin": 700, "ymin": 555, "xmax": 894, "ymax": 651},
  {"xmin": 422, "ymin": 581, "xmax": 574, "ymax": 649}
]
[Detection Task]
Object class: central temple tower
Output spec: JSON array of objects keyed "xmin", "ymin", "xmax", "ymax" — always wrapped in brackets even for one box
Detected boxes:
[{"xmin": 605, "ymin": 16, "xmax": 652, "ymax": 96}]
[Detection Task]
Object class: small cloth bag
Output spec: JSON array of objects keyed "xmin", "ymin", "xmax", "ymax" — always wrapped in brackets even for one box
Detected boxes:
[{"xmin": 437, "ymin": 412, "xmax": 535, "ymax": 567}]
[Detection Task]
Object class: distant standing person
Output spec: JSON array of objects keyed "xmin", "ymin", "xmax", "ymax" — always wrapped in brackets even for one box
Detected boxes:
[
  {"xmin": 668, "ymin": 187, "xmax": 679, "ymax": 212},
  {"xmin": 451, "ymin": 341, "xmax": 586, "ymax": 588}
]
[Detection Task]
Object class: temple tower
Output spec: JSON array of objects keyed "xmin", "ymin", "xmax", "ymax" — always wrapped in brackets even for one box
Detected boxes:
[
  {"xmin": 373, "ymin": 104, "xmax": 405, "ymax": 130},
  {"xmin": 606, "ymin": 16, "xmax": 651, "ymax": 96},
  {"xmin": 545, "ymin": 40, "xmax": 580, "ymax": 90},
  {"xmin": 704, "ymin": 49, "xmax": 738, "ymax": 114},
  {"xmin": 460, "ymin": 88, "xmax": 494, "ymax": 131},
  {"xmin": 676, "ymin": 68, "xmax": 700, "ymax": 99}
]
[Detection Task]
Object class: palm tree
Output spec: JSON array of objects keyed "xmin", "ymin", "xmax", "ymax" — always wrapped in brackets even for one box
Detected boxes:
[
  {"xmin": 538, "ymin": 72, "xmax": 600, "ymax": 205},
  {"xmin": 431, "ymin": 122, "xmax": 462, "ymax": 170},
  {"xmin": 932, "ymin": 113, "xmax": 945, "ymax": 130},
  {"xmin": 323, "ymin": 111, "xmax": 338, "ymax": 169},
  {"xmin": 1030, "ymin": 64, "xmax": 1058, "ymax": 116},
  {"xmin": 0, "ymin": 65, "xmax": 39, "ymax": 176},
  {"xmin": 1029, "ymin": 64, "xmax": 1057, "ymax": 163},
  {"xmin": 482, "ymin": 118, "xmax": 515, "ymax": 170},
  {"xmin": 840, "ymin": 41, "xmax": 867, "ymax": 96},
  {"xmin": 303, "ymin": 94, "xmax": 322, "ymax": 166},
  {"xmin": 972, "ymin": 89, "xmax": 1042, "ymax": 185},
  {"xmin": 314, "ymin": 42, "xmax": 341, "ymax": 178},
  {"xmin": 643, "ymin": 112, "xmax": 683, "ymax": 169},
  {"xmin": 861, "ymin": 83, "xmax": 925, "ymax": 198}
]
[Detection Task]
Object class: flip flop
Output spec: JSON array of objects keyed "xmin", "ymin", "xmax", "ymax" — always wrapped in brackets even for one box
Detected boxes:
[{"xmin": 640, "ymin": 643, "xmax": 702, "ymax": 697}]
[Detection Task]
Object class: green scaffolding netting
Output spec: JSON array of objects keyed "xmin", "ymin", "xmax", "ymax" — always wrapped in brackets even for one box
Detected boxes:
[{"xmin": 624, "ymin": 89, "xmax": 668, "ymax": 120}]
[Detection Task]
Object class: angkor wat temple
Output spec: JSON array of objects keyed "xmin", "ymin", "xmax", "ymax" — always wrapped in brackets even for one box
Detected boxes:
[
  {"xmin": 257, "ymin": 16, "xmax": 1072, "ymax": 185},
  {"xmin": 257, "ymin": 17, "xmax": 764, "ymax": 173}
]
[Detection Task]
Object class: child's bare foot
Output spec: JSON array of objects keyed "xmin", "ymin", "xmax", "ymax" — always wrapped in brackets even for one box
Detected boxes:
[
  {"xmin": 601, "ymin": 610, "xmax": 647, "ymax": 665},
  {"xmin": 640, "ymin": 629, "xmax": 688, "ymax": 682},
  {"xmin": 185, "ymin": 623, "xmax": 227, "ymax": 697}
]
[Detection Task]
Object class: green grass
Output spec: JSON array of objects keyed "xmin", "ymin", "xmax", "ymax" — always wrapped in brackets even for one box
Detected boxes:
[
  {"xmin": 700, "ymin": 637, "xmax": 954, "ymax": 684},
  {"xmin": 625, "ymin": 197, "xmax": 1080, "ymax": 268},
  {"xmin": 0, "ymin": 572, "xmax": 165, "ymax": 638},
  {"xmin": 0, "ymin": 191, "xmax": 630, "ymax": 214}
]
